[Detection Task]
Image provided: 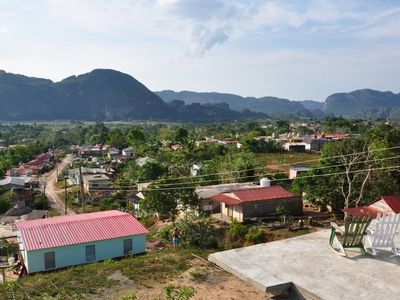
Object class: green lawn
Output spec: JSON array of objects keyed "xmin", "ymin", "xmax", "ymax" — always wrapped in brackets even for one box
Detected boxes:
[{"xmin": 256, "ymin": 152, "xmax": 321, "ymax": 167}]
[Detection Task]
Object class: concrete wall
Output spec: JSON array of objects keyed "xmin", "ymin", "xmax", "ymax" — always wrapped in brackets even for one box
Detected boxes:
[
  {"xmin": 23, "ymin": 234, "xmax": 146, "ymax": 273},
  {"xmin": 200, "ymin": 199, "xmax": 220, "ymax": 213},
  {"xmin": 221, "ymin": 203, "xmax": 243, "ymax": 222},
  {"xmin": 242, "ymin": 197, "xmax": 303, "ymax": 220}
]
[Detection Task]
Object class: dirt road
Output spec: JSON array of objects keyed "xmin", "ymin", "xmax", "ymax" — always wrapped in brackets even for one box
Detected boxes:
[{"xmin": 45, "ymin": 154, "xmax": 76, "ymax": 215}]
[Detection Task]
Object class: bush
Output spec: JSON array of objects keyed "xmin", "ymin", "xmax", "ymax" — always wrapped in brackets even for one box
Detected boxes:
[
  {"xmin": 34, "ymin": 197, "xmax": 48, "ymax": 210},
  {"xmin": 0, "ymin": 198, "xmax": 11, "ymax": 213},
  {"xmin": 245, "ymin": 227, "xmax": 266, "ymax": 245},
  {"xmin": 165, "ymin": 284, "xmax": 196, "ymax": 300},
  {"xmin": 159, "ymin": 225, "xmax": 173, "ymax": 242},
  {"xmin": 176, "ymin": 212, "xmax": 218, "ymax": 249},
  {"xmin": 228, "ymin": 219, "xmax": 248, "ymax": 239}
]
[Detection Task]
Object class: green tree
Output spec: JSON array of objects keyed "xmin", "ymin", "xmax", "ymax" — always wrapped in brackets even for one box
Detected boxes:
[
  {"xmin": 174, "ymin": 127, "xmax": 189, "ymax": 144},
  {"xmin": 127, "ymin": 127, "xmax": 146, "ymax": 148},
  {"xmin": 142, "ymin": 179, "xmax": 199, "ymax": 220},
  {"xmin": 138, "ymin": 161, "xmax": 166, "ymax": 181},
  {"xmin": 176, "ymin": 211, "xmax": 217, "ymax": 248},
  {"xmin": 107, "ymin": 129, "xmax": 127, "ymax": 149}
]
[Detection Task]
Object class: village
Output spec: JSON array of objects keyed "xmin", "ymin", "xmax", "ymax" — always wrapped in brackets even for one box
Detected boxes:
[{"xmin": 0, "ymin": 119, "xmax": 398, "ymax": 299}]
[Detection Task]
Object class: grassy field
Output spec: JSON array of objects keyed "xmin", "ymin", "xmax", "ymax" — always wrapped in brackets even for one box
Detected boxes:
[
  {"xmin": 0, "ymin": 248, "xmax": 204, "ymax": 299},
  {"xmin": 256, "ymin": 152, "xmax": 321, "ymax": 168}
]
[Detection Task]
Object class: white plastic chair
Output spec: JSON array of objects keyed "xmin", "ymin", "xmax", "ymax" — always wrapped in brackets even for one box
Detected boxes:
[{"xmin": 366, "ymin": 213, "xmax": 400, "ymax": 256}]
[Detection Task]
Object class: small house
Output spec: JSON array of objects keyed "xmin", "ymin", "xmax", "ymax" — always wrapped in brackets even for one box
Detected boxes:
[
  {"xmin": 196, "ymin": 182, "xmax": 260, "ymax": 214},
  {"xmin": 190, "ymin": 163, "xmax": 203, "ymax": 177},
  {"xmin": 289, "ymin": 167, "xmax": 310, "ymax": 179},
  {"xmin": 83, "ymin": 174, "xmax": 111, "ymax": 193},
  {"xmin": 16, "ymin": 210, "xmax": 148, "ymax": 273},
  {"xmin": 210, "ymin": 185, "xmax": 302, "ymax": 222},
  {"xmin": 122, "ymin": 147, "xmax": 135, "ymax": 158}
]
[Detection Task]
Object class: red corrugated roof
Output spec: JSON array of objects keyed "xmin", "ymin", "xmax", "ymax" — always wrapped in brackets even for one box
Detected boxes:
[
  {"xmin": 210, "ymin": 186, "xmax": 296, "ymax": 205},
  {"xmin": 16, "ymin": 210, "xmax": 148, "ymax": 251},
  {"xmin": 342, "ymin": 206, "xmax": 379, "ymax": 218},
  {"xmin": 381, "ymin": 195, "xmax": 400, "ymax": 213}
]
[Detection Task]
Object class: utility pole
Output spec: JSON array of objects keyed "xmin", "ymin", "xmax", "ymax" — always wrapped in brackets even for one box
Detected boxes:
[
  {"xmin": 64, "ymin": 176, "xmax": 68, "ymax": 215},
  {"xmin": 78, "ymin": 165, "xmax": 85, "ymax": 213}
]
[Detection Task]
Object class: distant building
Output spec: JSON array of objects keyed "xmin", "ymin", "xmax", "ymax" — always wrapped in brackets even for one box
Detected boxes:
[
  {"xmin": 210, "ymin": 185, "xmax": 302, "ymax": 222},
  {"xmin": 79, "ymin": 145, "xmax": 107, "ymax": 157},
  {"xmin": 135, "ymin": 157, "xmax": 156, "ymax": 167},
  {"xmin": 107, "ymin": 148, "xmax": 120, "ymax": 159},
  {"xmin": 195, "ymin": 182, "xmax": 260, "ymax": 214},
  {"xmin": 283, "ymin": 142, "xmax": 307, "ymax": 152},
  {"xmin": 122, "ymin": 147, "xmax": 134, "ymax": 158},
  {"xmin": 16, "ymin": 210, "xmax": 148, "ymax": 273},
  {"xmin": 190, "ymin": 163, "xmax": 204, "ymax": 177},
  {"xmin": 0, "ymin": 176, "xmax": 32, "ymax": 189},
  {"xmin": 83, "ymin": 174, "xmax": 111, "ymax": 193},
  {"xmin": 289, "ymin": 167, "xmax": 310, "ymax": 179},
  {"xmin": 171, "ymin": 143, "xmax": 184, "ymax": 151}
]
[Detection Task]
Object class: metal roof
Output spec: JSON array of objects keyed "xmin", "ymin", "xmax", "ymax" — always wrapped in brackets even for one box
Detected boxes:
[
  {"xmin": 381, "ymin": 196, "xmax": 400, "ymax": 213},
  {"xmin": 16, "ymin": 210, "xmax": 148, "ymax": 251},
  {"xmin": 211, "ymin": 185, "xmax": 296, "ymax": 205}
]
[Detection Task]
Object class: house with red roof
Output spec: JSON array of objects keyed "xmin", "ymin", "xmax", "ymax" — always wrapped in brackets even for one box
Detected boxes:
[
  {"xmin": 343, "ymin": 195, "xmax": 400, "ymax": 218},
  {"xmin": 16, "ymin": 210, "xmax": 148, "ymax": 273},
  {"xmin": 210, "ymin": 185, "xmax": 302, "ymax": 222}
]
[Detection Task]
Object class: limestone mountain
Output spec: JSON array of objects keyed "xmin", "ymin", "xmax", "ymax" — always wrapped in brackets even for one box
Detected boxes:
[
  {"xmin": 324, "ymin": 89, "xmax": 400, "ymax": 118},
  {"xmin": 0, "ymin": 70, "xmax": 262, "ymax": 121},
  {"xmin": 156, "ymin": 90, "xmax": 306, "ymax": 115}
]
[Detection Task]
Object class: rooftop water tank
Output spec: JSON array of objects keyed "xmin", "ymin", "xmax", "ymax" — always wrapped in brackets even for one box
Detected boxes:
[{"xmin": 260, "ymin": 178, "xmax": 271, "ymax": 187}]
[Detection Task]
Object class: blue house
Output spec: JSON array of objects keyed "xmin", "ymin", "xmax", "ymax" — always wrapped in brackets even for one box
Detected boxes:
[{"xmin": 16, "ymin": 210, "xmax": 148, "ymax": 273}]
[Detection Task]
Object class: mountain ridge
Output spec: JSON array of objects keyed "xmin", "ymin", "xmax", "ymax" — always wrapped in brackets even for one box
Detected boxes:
[{"xmin": 0, "ymin": 69, "xmax": 264, "ymax": 121}]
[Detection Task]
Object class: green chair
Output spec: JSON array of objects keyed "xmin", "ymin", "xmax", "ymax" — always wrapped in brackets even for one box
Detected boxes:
[{"xmin": 329, "ymin": 215, "xmax": 372, "ymax": 256}]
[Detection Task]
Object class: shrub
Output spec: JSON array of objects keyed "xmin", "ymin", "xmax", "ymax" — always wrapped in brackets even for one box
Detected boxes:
[
  {"xmin": 228, "ymin": 219, "xmax": 248, "ymax": 239},
  {"xmin": 34, "ymin": 196, "xmax": 48, "ymax": 210},
  {"xmin": 159, "ymin": 225, "xmax": 173, "ymax": 242},
  {"xmin": 0, "ymin": 198, "xmax": 11, "ymax": 214},
  {"xmin": 245, "ymin": 227, "xmax": 266, "ymax": 245},
  {"xmin": 176, "ymin": 211, "xmax": 217, "ymax": 249},
  {"xmin": 165, "ymin": 284, "xmax": 196, "ymax": 300}
]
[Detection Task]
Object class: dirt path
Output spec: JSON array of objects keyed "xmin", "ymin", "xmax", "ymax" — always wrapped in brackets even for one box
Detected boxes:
[{"xmin": 45, "ymin": 154, "xmax": 75, "ymax": 215}]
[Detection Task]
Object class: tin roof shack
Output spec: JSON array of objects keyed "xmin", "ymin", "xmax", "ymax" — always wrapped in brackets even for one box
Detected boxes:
[
  {"xmin": 16, "ymin": 210, "xmax": 148, "ymax": 273},
  {"xmin": 211, "ymin": 186, "xmax": 302, "ymax": 222}
]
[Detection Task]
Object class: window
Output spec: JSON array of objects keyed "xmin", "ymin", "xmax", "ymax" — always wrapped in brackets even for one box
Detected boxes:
[
  {"xmin": 85, "ymin": 245, "xmax": 96, "ymax": 262},
  {"xmin": 123, "ymin": 239, "xmax": 133, "ymax": 255},
  {"xmin": 44, "ymin": 252, "xmax": 55, "ymax": 270}
]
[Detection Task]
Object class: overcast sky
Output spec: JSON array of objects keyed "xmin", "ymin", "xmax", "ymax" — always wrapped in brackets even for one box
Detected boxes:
[{"xmin": 0, "ymin": 0, "xmax": 399, "ymax": 101}]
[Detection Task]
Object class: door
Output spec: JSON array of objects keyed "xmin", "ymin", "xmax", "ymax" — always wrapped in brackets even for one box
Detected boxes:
[
  {"xmin": 44, "ymin": 252, "xmax": 55, "ymax": 270},
  {"xmin": 123, "ymin": 238, "xmax": 133, "ymax": 255}
]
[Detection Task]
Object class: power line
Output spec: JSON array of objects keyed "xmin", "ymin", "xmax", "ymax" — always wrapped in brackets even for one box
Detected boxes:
[
  {"xmin": 110, "ymin": 154, "xmax": 400, "ymax": 189},
  {"xmin": 99, "ymin": 163, "xmax": 400, "ymax": 193},
  {"xmin": 115, "ymin": 144, "xmax": 400, "ymax": 185}
]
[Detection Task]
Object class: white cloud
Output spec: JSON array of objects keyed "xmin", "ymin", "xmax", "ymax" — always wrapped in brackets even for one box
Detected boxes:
[{"xmin": 0, "ymin": 0, "xmax": 399, "ymax": 99}]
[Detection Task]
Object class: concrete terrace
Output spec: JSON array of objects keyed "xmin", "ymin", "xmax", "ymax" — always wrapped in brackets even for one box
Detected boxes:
[{"xmin": 208, "ymin": 229, "xmax": 400, "ymax": 300}]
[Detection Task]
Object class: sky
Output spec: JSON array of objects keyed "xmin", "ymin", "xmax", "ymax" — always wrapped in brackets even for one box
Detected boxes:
[{"xmin": 0, "ymin": 0, "xmax": 399, "ymax": 101}]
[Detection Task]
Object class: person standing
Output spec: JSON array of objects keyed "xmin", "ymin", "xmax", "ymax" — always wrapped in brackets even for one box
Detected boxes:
[{"xmin": 172, "ymin": 227, "xmax": 181, "ymax": 249}]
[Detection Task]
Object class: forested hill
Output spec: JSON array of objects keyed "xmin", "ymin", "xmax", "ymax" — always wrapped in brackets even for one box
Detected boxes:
[
  {"xmin": 156, "ymin": 90, "xmax": 312, "ymax": 115},
  {"xmin": 157, "ymin": 89, "xmax": 400, "ymax": 119},
  {"xmin": 324, "ymin": 89, "xmax": 400, "ymax": 119},
  {"xmin": 0, "ymin": 69, "xmax": 264, "ymax": 122}
]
